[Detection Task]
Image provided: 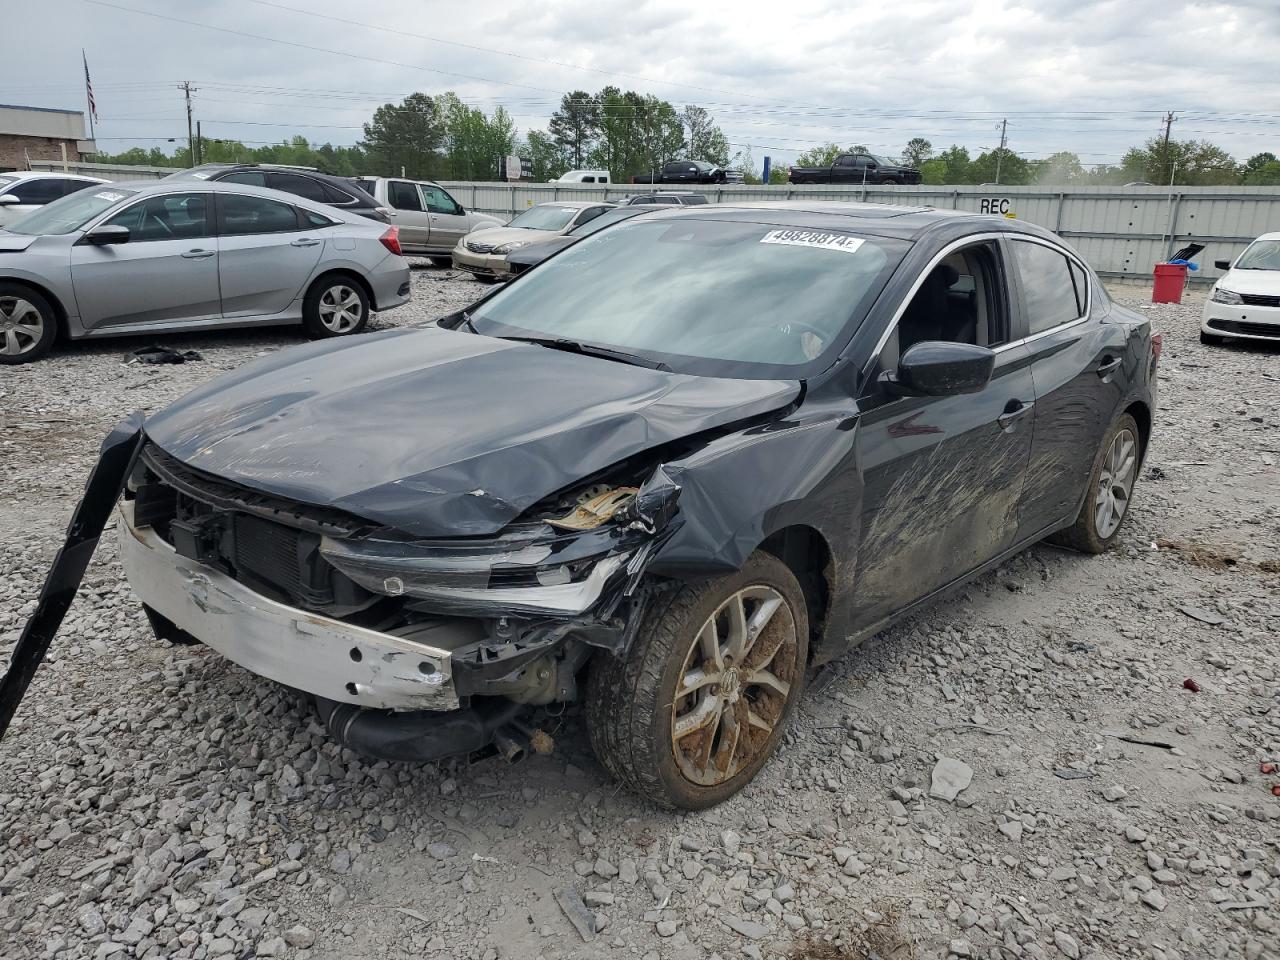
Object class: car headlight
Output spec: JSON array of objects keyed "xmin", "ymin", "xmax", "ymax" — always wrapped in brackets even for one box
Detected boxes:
[
  {"xmin": 492, "ymin": 241, "xmax": 527, "ymax": 255},
  {"xmin": 1211, "ymin": 287, "xmax": 1243, "ymax": 304}
]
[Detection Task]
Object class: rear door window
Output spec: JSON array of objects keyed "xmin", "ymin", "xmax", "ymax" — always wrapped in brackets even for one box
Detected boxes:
[
  {"xmin": 1010, "ymin": 239, "xmax": 1084, "ymax": 335},
  {"xmin": 321, "ymin": 182, "xmax": 357, "ymax": 206},
  {"xmin": 220, "ymin": 171, "xmax": 267, "ymax": 187},
  {"xmin": 388, "ymin": 180, "xmax": 422, "ymax": 211},
  {"xmin": 267, "ymin": 173, "xmax": 327, "ymax": 203},
  {"xmin": 218, "ymin": 193, "xmax": 303, "ymax": 235}
]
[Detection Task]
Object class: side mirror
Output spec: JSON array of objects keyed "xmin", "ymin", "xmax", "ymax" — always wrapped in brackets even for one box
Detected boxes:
[
  {"xmin": 0, "ymin": 194, "xmax": 20, "ymax": 206},
  {"xmin": 889, "ymin": 341, "xmax": 995, "ymax": 396},
  {"xmin": 1214, "ymin": 259, "xmax": 1231, "ymax": 271},
  {"xmin": 82, "ymin": 224, "xmax": 130, "ymax": 245},
  {"xmin": 454, "ymin": 204, "xmax": 465, "ymax": 215}
]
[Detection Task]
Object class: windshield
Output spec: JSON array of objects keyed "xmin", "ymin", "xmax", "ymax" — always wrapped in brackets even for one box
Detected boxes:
[
  {"xmin": 471, "ymin": 218, "xmax": 907, "ymax": 377},
  {"xmin": 507, "ymin": 205, "xmax": 580, "ymax": 231},
  {"xmin": 569, "ymin": 207, "xmax": 644, "ymax": 236},
  {"xmin": 1235, "ymin": 239, "xmax": 1280, "ymax": 270},
  {"xmin": 6, "ymin": 186, "xmax": 137, "ymax": 236}
]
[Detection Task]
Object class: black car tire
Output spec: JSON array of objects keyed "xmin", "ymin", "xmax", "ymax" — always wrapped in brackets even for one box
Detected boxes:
[
  {"xmin": 585, "ymin": 551, "xmax": 809, "ymax": 810},
  {"xmin": 883, "ymin": 178, "xmax": 902, "ymax": 186},
  {"xmin": 1199, "ymin": 330, "xmax": 1225, "ymax": 346},
  {"xmin": 1048, "ymin": 412, "xmax": 1141, "ymax": 555},
  {"xmin": 302, "ymin": 275, "xmax": 370, "ymax": 340},
  {"xmin": 428, "ymin": 257, "xmax": 452, "ymax": 268},
  {"xmin": 0, "ymin": 282, "xmax": 58, "ymax": 365}
]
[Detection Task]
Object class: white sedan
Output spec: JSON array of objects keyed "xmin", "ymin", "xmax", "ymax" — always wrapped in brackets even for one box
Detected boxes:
[{"xmin": 1201, "ymin": 232, "xmax": 1280, "ymax": 345}]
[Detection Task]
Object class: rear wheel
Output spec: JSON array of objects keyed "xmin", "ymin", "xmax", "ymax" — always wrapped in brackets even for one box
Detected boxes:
[
  {"xmin": 0, "ymin": 283, "xmax": 57, "ymax": 364},
  {"xmin": 1049, "ymin": 413, "xmax": 1140, "ymax": 554},
  {"xmin": 1199, "ymin": 330, "xmax": 1225, "ymax": 346},
  {"xmin": 302, "ymin": 275, "xmax": 369, "ymax": 340},
  {"xmin": 586, "ymin": 551, "xmax": 808, "ymax": 810},
  {"xmin": 882, "ymin": 178, "xmax": 902, "ymax": 186}
]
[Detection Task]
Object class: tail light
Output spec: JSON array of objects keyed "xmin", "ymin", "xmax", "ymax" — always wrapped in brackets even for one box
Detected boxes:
[
  {"xmin": 379, "ymin": 226, "xmax": 401, "ymax": 256},
  {"xmin": 1151, "ymin": 331, "xmax": 1163, "ymax": 363}
]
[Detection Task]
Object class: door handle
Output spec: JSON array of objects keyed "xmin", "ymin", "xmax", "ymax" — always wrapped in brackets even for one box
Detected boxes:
[
  {"xmin": 290, "ymin": 238, "xmax": 321, "ymax": 247},
  {"xmin": 997, "ymin": 399, "xmax": 1034, "ymax": 431},
  {"xmin": 1095, "ymin": 355, "xmax": 1122, "ymax": 376},
  {"xmin": 429, "ymin": 215, "xmax": 439, "ymax": 221},
  {"xmin": 181, "ymin": 249, "xmax": 214, "ymax": 259}
]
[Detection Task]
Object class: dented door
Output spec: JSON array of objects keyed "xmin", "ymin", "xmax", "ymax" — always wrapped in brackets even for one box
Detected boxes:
[{"xmin": 850, "ymin": 345, "xmax": 1036, "ymax": 627}]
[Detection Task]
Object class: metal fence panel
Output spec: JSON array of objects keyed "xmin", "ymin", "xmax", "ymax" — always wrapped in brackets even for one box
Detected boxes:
[{"xmin": 29, "ymin": 161, "xmax": 1279, "ymax": 282}]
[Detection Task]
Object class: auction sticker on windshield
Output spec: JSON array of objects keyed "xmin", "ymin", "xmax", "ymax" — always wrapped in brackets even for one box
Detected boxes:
[
  {"xmin": 93, "ymin": 191, "xmax": 127, "ymax": 202},
  {"xmin": 760, "ymin": 229, "xmax": 864, "ymax": 254}
]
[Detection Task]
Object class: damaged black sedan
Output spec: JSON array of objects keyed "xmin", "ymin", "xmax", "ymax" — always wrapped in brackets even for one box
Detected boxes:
[{"xmin": 3, "ymin": 203, "xmax": 1158, "ymax": 810}]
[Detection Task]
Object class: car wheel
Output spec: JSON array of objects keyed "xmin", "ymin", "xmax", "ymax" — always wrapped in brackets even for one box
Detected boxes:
[
  {"xmin": 428, "ymin": 257, "xmax": 452, "ymax": 268},
  {"xmin": 585, "ymin": 551, "xmax": 809, "ymax": 810},
  {"xmin": 0, "ymin": 282, "xmax": 58, "ymax": 365},
  {"xmin": 1199, "ymin": 330, "xmax": 1225, "ymax": 346},
  {"xmin": 303, "ymin": 276, "xmax": 370, "ymax": 340},
  {"xmin": 1048, "ymin": 412, "xmax": 1141, "ymax": 554},
  {"xmin": 883, "ymin": 178, "xmax": 902, "ymax": 186}
]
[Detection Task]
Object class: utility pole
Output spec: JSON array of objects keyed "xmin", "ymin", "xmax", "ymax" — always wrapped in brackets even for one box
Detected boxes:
[
  {"xmin": 196, "ymin": 120, "xmax": 202, "ymax": 166},
  {"xmin": 1161, "ymin": 111, "xmax": 1176, "ymax": 185},
  {"xmin": 994, "ymin": 118, "xmax": 1008, "ymax": 185},
  {"xmin": 180, "ymin": 81, "xmax": 196, "ymax": 166}
]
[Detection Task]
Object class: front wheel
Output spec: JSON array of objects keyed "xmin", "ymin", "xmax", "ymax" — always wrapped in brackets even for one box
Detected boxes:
[
  {"xmin": 1048, "ymin": 413, "xmax": 1141, "ymax": 554},
  {"xmin": 0, "ymin": 283, "xmax": 58, "ymax": 364},
  {"xmin": 302, "ymin": 276, "xmax": 369, "ymax": 340},
  {"xmin": 586, "ymin": 551, "xmax": 808, "ymax": 810}
]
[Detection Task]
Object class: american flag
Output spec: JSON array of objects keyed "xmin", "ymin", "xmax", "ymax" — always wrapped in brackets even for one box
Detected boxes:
[{"xmin": 83, "ymin": 51, "xmax": 98, "ymax": 124}]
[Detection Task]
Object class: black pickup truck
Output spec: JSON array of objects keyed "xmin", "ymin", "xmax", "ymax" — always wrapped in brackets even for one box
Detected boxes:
[
  {"xmin": 631, "ymin": 160, "xmax": 728, "ymax": 185},
  {"xmin": 788, "ymin": 153, "xmax": 921, "ymax": 185}
]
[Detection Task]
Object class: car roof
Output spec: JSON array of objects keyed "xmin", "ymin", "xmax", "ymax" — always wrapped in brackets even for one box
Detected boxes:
[
  {"xmin": 531, "ymin": 200, "xmax": 610, "ymax": 209},
  {"xmin": 1251, "ymin": 231, "xmax": 1280, "ymax": 242},
  {"xmin": 1, "ymin": 171, "xmax": 104, "ymax": 181},
  {"xmin": 628, "ymin": 201, "xmax": 1054, "ymax": 241},
  {"xmin": 98, "ymin": 179, "xmax": 370, "ymax": 221}
]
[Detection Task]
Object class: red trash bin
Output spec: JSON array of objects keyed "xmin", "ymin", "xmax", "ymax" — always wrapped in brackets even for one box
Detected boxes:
[{"xmin": 1152, "ymin": 263, "xmax": 1188, "ymax": 304}]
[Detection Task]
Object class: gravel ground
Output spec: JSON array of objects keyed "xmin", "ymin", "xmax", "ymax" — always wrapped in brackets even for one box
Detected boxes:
[{"xmin": 1, "ymin": 268, "xmax": 1278, "ymax": 960}]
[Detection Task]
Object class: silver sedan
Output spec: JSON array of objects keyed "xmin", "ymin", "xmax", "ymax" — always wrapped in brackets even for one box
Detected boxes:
[{"xmin": 0, "ymin": 179, "xmax": 411, "ymax": 363}]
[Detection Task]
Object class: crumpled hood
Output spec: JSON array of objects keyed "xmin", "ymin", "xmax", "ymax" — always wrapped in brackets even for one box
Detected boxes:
[{"xmin": 144, "ymin": 326, "xmax": 799, "ymax": 537}]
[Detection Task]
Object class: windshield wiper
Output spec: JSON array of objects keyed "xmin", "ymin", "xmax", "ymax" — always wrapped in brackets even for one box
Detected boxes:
[{"xmin": 501, "ymin": 335, "xmax": 671, "ymax": 371}]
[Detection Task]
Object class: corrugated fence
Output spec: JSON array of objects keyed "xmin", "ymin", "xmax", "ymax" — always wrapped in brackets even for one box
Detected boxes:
[{"xmin": 31, "ymin": 161, "xmax": 1280, "ymax": 283}]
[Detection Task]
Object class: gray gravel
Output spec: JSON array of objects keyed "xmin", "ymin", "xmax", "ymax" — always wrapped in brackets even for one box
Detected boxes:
[{"xmin": 2, "ymin": 273, "xmax": 1278, "ymax": 960}]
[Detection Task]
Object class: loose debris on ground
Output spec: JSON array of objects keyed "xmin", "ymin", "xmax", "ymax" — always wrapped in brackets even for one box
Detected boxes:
[{"xmin": 1, "ymin": 274, "xmax": 1277, "ymax": 960}]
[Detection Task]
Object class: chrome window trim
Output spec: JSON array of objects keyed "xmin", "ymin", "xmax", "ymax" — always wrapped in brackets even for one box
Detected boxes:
[{"xmin": 865, "ymin": 231, "xmax": 1095, "ymax": 369}]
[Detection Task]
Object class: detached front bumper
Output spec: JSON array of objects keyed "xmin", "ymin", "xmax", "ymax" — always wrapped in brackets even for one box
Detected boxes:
[
  {"xmin": 117, "ymin": 501, "xmax": 460, "ymax": 711},
  {"xmin": 451, "ymin": 244, "xmax": 512, "ymax": 279}
]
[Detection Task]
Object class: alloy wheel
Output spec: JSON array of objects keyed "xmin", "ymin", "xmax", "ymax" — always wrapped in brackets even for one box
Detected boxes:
[
  {"xmin": 317, "ymin": 285, "xmax": 364, "ymax": 333},
  {"xmin": 1095, "ymin": 427, "xmax": 1137, "ymax": 539},
  {"xmin": 671, "ymin": 585, "xmax": 800, "ymax": 786},
  {"xmin": 0, "ymin": 296, "xmax": 45, "ymax": 357}
]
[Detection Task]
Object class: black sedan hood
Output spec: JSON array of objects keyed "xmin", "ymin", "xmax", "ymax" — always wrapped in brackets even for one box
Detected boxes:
[{"xmin": 144, "ymin": 327, "xmax": 799, "ymax": 537}]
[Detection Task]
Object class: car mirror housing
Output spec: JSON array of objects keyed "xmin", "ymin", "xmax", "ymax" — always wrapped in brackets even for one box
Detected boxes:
[
  {"xmin": 1214, "ymin": 259, "xmax": 1231, "ymax": 271},
  {"xmin": 0, "ymin": 194, "xmax": 20, "ymax": 206},
  {"xmin": 892, "ymin": 341, "xmax": 996, "ymax": 396},
  {"xmin": 82, "ymin": 224, "xmax": 131, "ymax": 246}
]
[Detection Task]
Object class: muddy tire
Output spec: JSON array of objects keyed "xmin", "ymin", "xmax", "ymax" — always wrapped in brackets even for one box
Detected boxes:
[
  {"xmin": 302, "ymin": 275, "xmax": 370, "ymax": 340},
  {"xmin": 585, "ymin": 551, "xmax": 808, "ymax": 810},
  {"xmin": 1048, "ymin": 412, "xmax": 1140, "ymax": 554},
  {"xmin": 0, "ymin": 282, "xmax": 58, "ymax": 364}
]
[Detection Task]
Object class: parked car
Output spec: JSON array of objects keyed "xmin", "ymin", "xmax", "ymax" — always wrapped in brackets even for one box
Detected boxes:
[
  {"xmin": 788, "ymin": 154, "xmax": 921, "ymax": 185},
  {"xmin": 0, "ymin": 180, "xmax": 409, "ymax": 363},
  {"xmin": 20, "ymin": 202, "xmax": 1158, "ymax": 810},
  {"xmin": 1201, "ymin": 232, "xmax": 1280, "ymax": 345},
  {"xmin": 349, "ymin": 177, "xmax": 503, "ymax": 264},
  {"xmin": 504, "ymin": 204, "xmax": 653, "ymax": 275},
  {"xmin": 551, "ymin": 169, "xmax": 612, "ymax": 184},
  {"xmin": 0, "ymin": 172, "xmax": 107, "ymax": 227},
  {"xmin": 614, "ymin": 192, "xmax": 709, "ymax": 206},
  {"xmin": 451, "ymin": 201, "xmax": 613, "ymax": 281},
  {"xmin": 166, "ymin": 164, "xmax": 390, "ymax": 223},
  {"xmin": 631, "ymin": 160, "xmax": 727, "ymax": 185}
]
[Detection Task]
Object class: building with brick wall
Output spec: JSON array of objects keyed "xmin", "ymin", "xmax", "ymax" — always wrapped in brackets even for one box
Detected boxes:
[{"xmin": 0, "ymin": 104, "xmax": 97, "ymax": 173}]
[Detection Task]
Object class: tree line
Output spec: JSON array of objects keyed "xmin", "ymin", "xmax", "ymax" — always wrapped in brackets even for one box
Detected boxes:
[{"xmin": 95, "ymin": 91, "xmax": 1280, "ymax": 187}]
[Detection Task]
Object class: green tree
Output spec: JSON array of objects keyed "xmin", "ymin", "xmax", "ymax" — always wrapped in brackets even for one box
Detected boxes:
[
  {"xmin": 437, "ymin": 94, "xmax": 517, "ymax": 179},
  {"xmin": 548, "ymin": 91, "xmax": 599, "ymax": 169},
  {"xmin": 525, "ymin": 129, "xmax": 569, "ymax": 181},
  {"xmin": 931, "ymin": 145, "xmax": 972, "ymax": 184},
  {"xmin": 969, "ymin": 147, "xmax": 1030, "ymax": 185},
  {"xmin": 681, "ymin": 105, "xmax": 730, "ymax": 165},
  {"xmin": 729, "ymin": 148, "xmax": 759, "ymax": 184},
  {"xmin": 918, "ymin": 158, "xmax": 947, "ymax": 185},
  {"xmin": 902, "ymin": 137, "xmax": 932, "ymax": 167},
  {"xmin": 361, "ymin": 93, "xmax": 445, "ymax": 179},
  {"xmin": 1240, "ymin": 152, "xmax": 1280, "ymax": 186},
  {"xmin": 1032, "ymin": 151, "xmax": 1085, "ymax": 184},
  {"xmin": 1119, "ymin": 137, "xmax": 1238, "ymax": 186},
  {"xmin": 794, "ymin": 143, "xmax": 845, "ymax": 167}
]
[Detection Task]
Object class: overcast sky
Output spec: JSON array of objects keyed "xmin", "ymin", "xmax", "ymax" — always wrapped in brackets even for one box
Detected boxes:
[{"xmin": 6, "ymin": 0, "xmax": 1280, "ymax": 170}]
